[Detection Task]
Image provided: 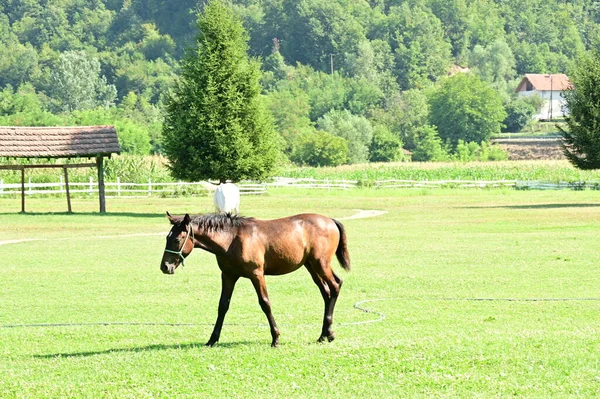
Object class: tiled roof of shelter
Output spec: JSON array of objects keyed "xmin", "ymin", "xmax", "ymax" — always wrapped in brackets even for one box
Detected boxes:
[{"xmin": 0, "ymin": 126, "xmax": 120, "ymax": 158}]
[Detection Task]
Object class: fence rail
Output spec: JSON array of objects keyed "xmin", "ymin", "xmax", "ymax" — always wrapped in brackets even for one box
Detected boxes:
[
  {"xmin": 0, "ymin": 178, "xmax": 267, "ymax": 197},
  {"xmin": 1, "ymin": 177, "xmax": 599, "ymax": 197}
]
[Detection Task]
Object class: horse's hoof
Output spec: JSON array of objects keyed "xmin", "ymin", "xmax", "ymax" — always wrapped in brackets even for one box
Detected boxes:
[
  {"xmin": 205, "ymin": 340, "xmax": 217, "ymax": 347},
  {"xmin": 271, "ymin": 341, "xmax": 279, "ymax": 348},
  {"xmin": 317, "ymin": 333, "xmax": 335, "ymax": 343}
]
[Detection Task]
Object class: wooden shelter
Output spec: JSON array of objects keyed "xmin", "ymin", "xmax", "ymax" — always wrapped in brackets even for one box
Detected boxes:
[{"xmin": 0, "ymin": 126, "xmax": 120, "ymax": 213}]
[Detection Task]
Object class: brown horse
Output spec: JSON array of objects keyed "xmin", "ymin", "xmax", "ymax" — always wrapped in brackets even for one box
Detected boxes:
[{"xmin": 160, "ymin": 212, "xmax": 351, "ymax": 347}]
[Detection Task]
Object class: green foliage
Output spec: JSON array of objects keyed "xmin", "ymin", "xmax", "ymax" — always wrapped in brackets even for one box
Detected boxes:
[
  {"xmin": 103, "ymin": 154, "xmax": 172, "ymax": 182},
  {"xmin": 0, "ymin": 84, "xmax": 63, "ymax": 126},
  {"xmin": 0, "ymin": 0, "xmax": 599, "ymax": 166},
  {"xmin": 388, "ymin": 3, "xmax": 453, "ymax": 90},
  {"xmin": 428, "ymin": 73, "xmax": 507, "ymax": 148},
  {"xmin": 452, "ymin": 140, "xmax": 508, "ymax": 162},
  {"xmin": 48, "ymin": 50, "xmax": 117, "ymax": 112},
  {"xmin": 479, "ymin": 141, "xmax": 509, "ymax": 161},
  {"xmin": 265, "ymin": 84, "xmax": 314, "ymax": 156},
  {"xmin": 369, "ymin": 124, "xmax": 405, "ymax": 163},
  {"xmin": 275, "ymin": 0, "xmax": 366, "ymax": 73},
  {"xmin": 72, "ymin": 109, "xmax": 152, "ymax": 155},
  {"xmin": 410, "ymin": 125, "xmax": 449, "ymax": 162},
  {"xmin": 275, "ymin": 160, "xmax": 600, "ymax": 182},
  {"xmin": 139, "ymin": 23, "xmax": 176, "ymax": 61},
  {"xmin": 370, "ymin": 89, "xmax": 430, "ymax": 152},
  {"xmin": 162, "ymin": 0, "xmax": 279, "ymax": 183},
  {"xmin": 469, "ymin": 39, "xmax": 516, "ymax": 94},
  {"xmin": 559, "ymin": 51, "xmax": 600, "ymax": 169},
  {"xmin": 317, "ymin": 109, "xmax": 373, "ymax": 164},
  {"xmin": 502, "ymin": 97, "xmax": 537, "ymax": 133},
  {"xmin": 290, "ymin": 129, "xmax": 349, "ymax": 167},
  {"xmin": 453, "ymin": 140, "xmax": 481, "ymax": 162}
]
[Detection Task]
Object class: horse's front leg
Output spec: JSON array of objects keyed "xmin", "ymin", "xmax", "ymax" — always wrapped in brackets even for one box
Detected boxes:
[
  {"xmin": 250, "ymin": 272, "xmax": 280, "ymax": 347},
  {"xmin": 206, "ymin": 272, "xmax": 238, "ymax": 347}
]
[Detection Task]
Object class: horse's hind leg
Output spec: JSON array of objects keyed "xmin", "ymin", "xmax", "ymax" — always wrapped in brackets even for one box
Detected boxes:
[
  {"xmin": 249, "ymin": 272, "xmax": 280, "ymax": 347},
  {"xmin": 307, "ymin": 262, "xmax": 342, "ymax": 343}
]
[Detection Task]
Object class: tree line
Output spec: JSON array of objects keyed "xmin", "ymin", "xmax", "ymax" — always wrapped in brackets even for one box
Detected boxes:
[{"xmin": 1, "ymin": 0, "xmax": 599, "ymax": 166}]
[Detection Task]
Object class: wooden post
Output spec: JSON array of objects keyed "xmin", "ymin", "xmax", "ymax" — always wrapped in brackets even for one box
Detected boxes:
[
  {"xmin": 97, "ymin": 156, "xmax": 106, "ymax": 213},
  {"xmin": 20, "ymin": 167, "xmax": 25, "ymax": 213},
  {"xmin": 63, "ymin": 166, "xmax": 72, "ymax": 213}
]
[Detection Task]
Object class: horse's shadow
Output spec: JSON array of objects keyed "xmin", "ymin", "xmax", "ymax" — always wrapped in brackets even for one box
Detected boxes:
[{"xmin": 34, "ymin": 341, "xmax": 261, "ymax": 359}]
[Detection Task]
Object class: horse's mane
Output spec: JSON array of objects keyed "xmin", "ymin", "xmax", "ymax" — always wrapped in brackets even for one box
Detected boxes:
[{"xmin": 192, "ymin": 213, "xmax": 253, "ymax": 232}]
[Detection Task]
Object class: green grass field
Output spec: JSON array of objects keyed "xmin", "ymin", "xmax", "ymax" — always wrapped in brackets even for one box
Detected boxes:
[{"xmin": 1, "ymin": 188, "xmax": 599, "ymax": 398}]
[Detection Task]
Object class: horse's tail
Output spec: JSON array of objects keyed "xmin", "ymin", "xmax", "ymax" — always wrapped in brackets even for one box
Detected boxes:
[{"xmin": 333, "ymin": 219, "xmax": 351, "ymax": 271}]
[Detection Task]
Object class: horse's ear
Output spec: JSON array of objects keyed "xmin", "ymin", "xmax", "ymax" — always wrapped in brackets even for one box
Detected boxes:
[
  {"xmin": 166, "ymin": 211, "xmax": 177, "ymax": 225},
  {"xmin": 183, "ymin": 213, "xmax": 191, "ymax": 225}
]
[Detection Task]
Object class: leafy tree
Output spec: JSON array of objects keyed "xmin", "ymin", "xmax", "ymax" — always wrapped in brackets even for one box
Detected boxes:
[
  {"xmin": 130, "ymin": 0, "xmax": 198, "ymax": 56},
  {"xmin": 69, "ymin": 108, "xmax": 152, "ymax": 155},
  {"xmin": 139, "ymin": 23, "xmax": 176, "ymax": 61},
  {"xmin": 453, "ymin": 140, "xmax": 481, "ymax": 162},
  {"xmin": 345, "ymin": 39, "xmax": 399, "ymax": 99},
  {"xmin": 49, "ymin": 50, "xmax": 117, "ymax": 112},
  {"xmin": 411, "ymin": 125, "xmax": 449, "ymax": 162},
  {"xmin": 317, "ymin": 109, "xmax": 373, "ymax": 164},
  {"xmin": 428, "ymin": 73, "xmax": 506, "ymax": 149},
  {"xmin": 502, "ymin": 97, "xmax": 537, "ymax": 133},
  {"xmin": 429, "ymin": 0, "xmax": 471, "ymax": 63},
  {"xmin": 469, "ymin": 39, "xmax": 516, "ymax": 95},
  {"xmin": 277, "ymin": 0, "xmax": 366, "ymax": 73},
  {"xmin": 369, "ymin": 88, "xmax": 430, "ymax": 152},
  {"xmin": 112, "ymin": 56, "xmax": 175, "ymax": 104},
  {"xmin": 162, "ymin": 0, "xmax": 279, "ymax": 183},
  {"xmin": 369, "ymin": 124, "xmax": 405, "ymax": 162},
  {"xmin": 266, "ymin": 87, "xmax": 313, "ymax": 156},
  {"xmin": 388, "ymin": 3, "xmax": 452, "ymax": 89},
  {"xmin": 466, "ymin": 0, "xmax": 505, "ymax": 47},
  {"xmin": 0, "ymin": 83, "xmax": 62, "ymax": 126},
  {"xmin": 290, "ymin": 129, "xmax": 348, "ymax": 167},
  {"xmin": 452, "ymin": 140, "xmax": 507, "ymax": 161},
  {"xmin": 479, "ymin": 141, "xmax": 508, "ymax": 161},
  {"xmin": 301, "ymin": 67, "xmax": 347, "ymax": 121},
  {"xmin": 559, "ymin": 51, "xmax": 600, "ymax": 169},
  {"xmin": 0, "ymin": 32, "xmax": 39, "ymax": 88}
]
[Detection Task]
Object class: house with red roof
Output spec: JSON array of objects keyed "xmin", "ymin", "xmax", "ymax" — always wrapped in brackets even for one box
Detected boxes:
[{"xmin": 515, "ymin": 74, "xmax": 572, "ymax": 121}]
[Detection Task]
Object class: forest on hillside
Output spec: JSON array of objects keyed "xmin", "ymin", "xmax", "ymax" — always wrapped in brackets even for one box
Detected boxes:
[{"xmin": 1, "ymin": 0, "xmax": 598, "ymax": 165}]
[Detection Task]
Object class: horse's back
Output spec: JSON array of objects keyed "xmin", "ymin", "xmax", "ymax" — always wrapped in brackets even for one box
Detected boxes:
[{"xmin": 259, "ymin": 214, "xmax": 339, "ymax": 271}]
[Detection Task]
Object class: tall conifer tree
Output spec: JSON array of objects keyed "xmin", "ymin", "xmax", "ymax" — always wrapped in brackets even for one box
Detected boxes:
[
  {"xmin": 559, "ymin": 51, "xmax": 600, "ymax": 170},
  {"xmin": 162, "ymin": 0, "xmax": 279, "ymax": 182}
]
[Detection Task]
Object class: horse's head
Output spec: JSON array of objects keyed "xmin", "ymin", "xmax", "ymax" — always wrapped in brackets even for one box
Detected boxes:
[{"xmin": 161, "ymin": 212, "xmax": 194, "ymax": 275}]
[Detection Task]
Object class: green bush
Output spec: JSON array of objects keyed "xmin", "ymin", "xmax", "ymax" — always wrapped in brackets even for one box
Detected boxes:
[{"xmin": 290, "ymin": 130, "xmax": 349, "ymax": 167}]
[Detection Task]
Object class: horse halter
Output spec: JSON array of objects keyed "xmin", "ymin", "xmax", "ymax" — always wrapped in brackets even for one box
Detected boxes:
[{"xmin": 163, "ymin": 223, "xmax": 194, "ymax": 267}]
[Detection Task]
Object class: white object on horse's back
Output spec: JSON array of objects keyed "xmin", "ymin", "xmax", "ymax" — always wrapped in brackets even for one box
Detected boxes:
[{"xmin": 213, "ymin": 183, "xmax": 240, "ymax": 214}]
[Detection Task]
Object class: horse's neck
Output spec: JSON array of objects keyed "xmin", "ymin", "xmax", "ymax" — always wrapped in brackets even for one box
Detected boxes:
[{"xmin": 193, "ymin": 227, "xmax": 233, "ymax": 255}]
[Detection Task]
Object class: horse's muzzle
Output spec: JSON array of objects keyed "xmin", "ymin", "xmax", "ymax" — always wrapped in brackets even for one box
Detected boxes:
[{"xmin": 161, "ymin": 263, "xmax": 176, "ymax": 275}]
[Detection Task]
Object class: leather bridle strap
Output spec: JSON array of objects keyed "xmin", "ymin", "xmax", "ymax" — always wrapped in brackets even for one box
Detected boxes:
[{"xmin": 163, "ymin": 223, "xmax": 194, "ymax": 266}]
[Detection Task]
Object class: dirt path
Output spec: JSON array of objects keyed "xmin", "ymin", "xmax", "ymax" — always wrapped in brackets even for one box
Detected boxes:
[{"xmin": 337, "ymin": 209, "xmax": 387, "ymax": 220}]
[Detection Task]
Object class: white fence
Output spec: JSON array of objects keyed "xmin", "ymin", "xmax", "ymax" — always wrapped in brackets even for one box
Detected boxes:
[
  {"xmin": 0, "ymin": 178, "xmax": 267, "ymax": 198},
  {"xmin": 0, "ymin": 177, "xmax": 599, "ymax": 197}
]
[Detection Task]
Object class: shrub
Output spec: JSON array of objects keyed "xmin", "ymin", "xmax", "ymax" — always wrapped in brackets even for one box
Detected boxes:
[{"xmin": 290, "ymin": 130, "xmax": 349, "ymax": 167}]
